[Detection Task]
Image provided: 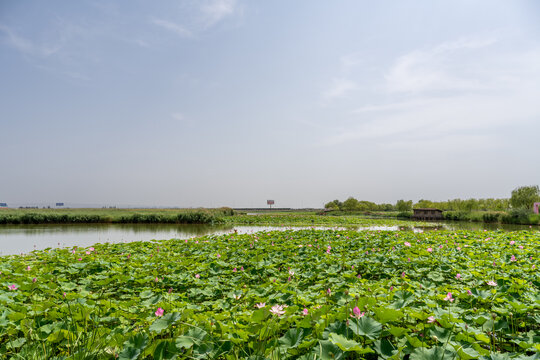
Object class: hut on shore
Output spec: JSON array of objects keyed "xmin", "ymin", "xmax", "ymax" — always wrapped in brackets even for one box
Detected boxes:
[{"xmin": 412, "ymin": 208, "xmax": 443, "ymax": 220}]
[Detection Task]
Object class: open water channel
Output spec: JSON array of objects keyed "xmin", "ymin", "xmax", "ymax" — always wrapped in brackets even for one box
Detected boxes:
[{"xmin": 0, "ymin": 222, "xmax": 536, "ymax": 256}]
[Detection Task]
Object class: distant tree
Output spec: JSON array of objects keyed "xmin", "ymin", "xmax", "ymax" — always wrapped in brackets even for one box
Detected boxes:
[
  {"xmin": 342, "ymin": 197, "xmax": 360, "ymax": 211},
  {"xmin": 378, "ymin": 203, "xmax": 395, "ymax": 211},
  {"xmin": 414, "ymin": 199, "xmax": 436, "ymax": 209},
  {"xmin": 358, "ymin": 200, "xmax": 377, "ymax": 211},
  {"xmin": 510, "ymin": 185, "xmax": 540, "ymax": 210},
  {"xmin": 396, "ymin": 200, "xmax": 413, "ymax": 212},
  {"xmin": 324, "ymin": 200, "xmax": 341, "ymax": 210}
]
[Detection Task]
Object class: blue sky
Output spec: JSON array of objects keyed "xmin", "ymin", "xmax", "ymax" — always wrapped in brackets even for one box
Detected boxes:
[{"xmin": 1, "ymin": 1, "xmax": 539, "ymax": 208}]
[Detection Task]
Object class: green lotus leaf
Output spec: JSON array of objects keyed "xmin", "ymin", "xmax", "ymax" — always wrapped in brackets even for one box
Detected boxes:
[{"xmin": 348, "ymin": 317, "xmax": 382, "ymax": 339}]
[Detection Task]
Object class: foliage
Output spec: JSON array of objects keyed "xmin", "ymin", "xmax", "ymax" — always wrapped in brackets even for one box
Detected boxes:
[
  {"xmin": 0, "ymin": 208, "xmax": 229, "ymax": 225},
  {"xmin": 396, "ymin": 200, "xmax": 413, "ymax": 212},
  {"xmin": 223, "ymin": 213, "xmax": 424, "ymax": 227},
  {"xmin": 0, "ymin": 228, "xmax": 538, "ymax": 358},
  {"xmin": 510, "ymin": 185, "xmax": 540, "ymax": 210}
]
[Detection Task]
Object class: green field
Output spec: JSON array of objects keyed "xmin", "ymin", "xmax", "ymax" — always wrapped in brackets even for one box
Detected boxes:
[{"xmin": 0, "ymin": 227, "xmax": 538, "ymax": 359}]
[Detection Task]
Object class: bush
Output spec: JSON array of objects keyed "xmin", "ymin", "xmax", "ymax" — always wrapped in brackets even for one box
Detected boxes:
[
  {"xmin": 501, "ymin": 208, "xmax": 533, "ymax": 225},
  {"xmin": 397, "ymin": 211, "xmax": 412, "ymax": 219},
  {"xmin": 482, "ymin": 212, "xmax": 503, "ymax": 223}
]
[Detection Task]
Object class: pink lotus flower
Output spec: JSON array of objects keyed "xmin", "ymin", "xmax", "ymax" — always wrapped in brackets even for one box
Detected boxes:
[
  {"xmin": 427, "ymin": 248, "xmax": 433, "ymax": 253},
  {"xmin": 487, "ymin": 280, "xmax": 497, "ymax": 286},
  {"xmin": 240, "ymin": 266, "xmax": 244, "ymax": 271},
  {"xmin": 89, "ymin": 247, "xmax": 94, "ymax": 252},
  {"xmin": 510, "ymin": 240, "xmax": 515, "ymax": 245},
  {"xmin": 32, "ymin": 278, "xmax": 37, "ymax": 283},
  {"xmin": 351, "ymin": 306, "xmax": 365, "ymax": 319},
  {"xmin": 401, "ymin": 272, "xmax": 406, "ymax": 278},
  {"xmin": 154, "ymin": 277, "xmax": 159, "ymax": 282},
  {"xmin": 8, "ymin": 284, "xmax": 17, "ymax": 291},
  {"xmin": 155, "ymin": 307, "xmax": 164, "ymax": 317},
  {"xmin": 467, "ymin": 290, "xmax": 472, "ymax": 295},
  {"xmin": 233, "ymin": 268, "xmax": 237, "ymax": 272},
  {"xmin": 195, "ymin": 274, "xmax": 200, "ymax": 279},
  {"xmin": 26, "ymin": 266, "xmax": 31, "ymax": 271},
  {"xmin": 77, "ymin": 258, "xmax": 82, "ymax": 261},
  {"xmin": 255, "ymin": 302, "xmax": 266, "ymax": 309},
  {"xmin": 427, "ymin": 316, "xmax": 436, "ymax": 323},
  {"xmin": 86, "ymin": 251, "xmax": 90, "ymax": 255},
  {"xmin": 404, "ymin": 242, "xmax": 411, "ymax": 247},
  {"xmin": 456, "ymin": 273, "xmax": 461, "ymax": 280},
  {"xmin": 270, "ymin": 304, "xmax": 287, "ymax": 316},
  {"xmin": 510, "ymin": 255, "xmax": 516, "ymax": 262},
  {"xmin": 443, "ymin": 292, "xmax": 454, "ymax": 302},
  {"xmin": 216, "ymin": 253, "xmax": 221, "ymax": 258},
  {"xmin": 326, "ymin": 288, "xmax": 331, "ymax": 296},
  {"xmin": 302, "ymin": 308, "xmax": 309, "ymax": 316},
  {"xmin": 519, "ymin": 245, "xmax": 523, "ymax": 249},
  {"xmin": 168, "ymin": 288, "xmax": 173, "ymax": 293},
  {"xmin": 457, "ymin": 247, "xmax": 461, "ymax": 251},
  {"xmin": 288, "ymin": 270, "xmax": 295, "ymax": 276}
]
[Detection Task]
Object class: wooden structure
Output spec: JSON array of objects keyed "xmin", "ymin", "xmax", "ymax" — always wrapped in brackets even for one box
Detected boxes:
[{"xmin": 412, "ymin": 208, "xmax": 443, "ymax": 220}]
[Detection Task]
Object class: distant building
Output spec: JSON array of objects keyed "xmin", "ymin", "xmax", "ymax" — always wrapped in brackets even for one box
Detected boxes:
[{"xmin": 412, "ymin": 208, "xmax": 443, "ymax": 220}]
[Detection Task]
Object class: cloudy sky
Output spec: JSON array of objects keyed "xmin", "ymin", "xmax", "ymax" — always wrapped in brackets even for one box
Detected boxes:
[{"xmin": 1, "ymin": 1, "xmax": 539, "ymax": 208}]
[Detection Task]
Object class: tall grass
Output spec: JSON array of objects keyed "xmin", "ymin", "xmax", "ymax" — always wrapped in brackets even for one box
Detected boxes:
[{"xmin": 0, "ymin": 208, "xmax": 233, "ymax": 225}]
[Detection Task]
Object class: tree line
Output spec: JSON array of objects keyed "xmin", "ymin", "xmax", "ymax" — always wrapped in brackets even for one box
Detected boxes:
[{"xmin": 324, "ymin": 185, "xmax": 540, "ymax": 213}]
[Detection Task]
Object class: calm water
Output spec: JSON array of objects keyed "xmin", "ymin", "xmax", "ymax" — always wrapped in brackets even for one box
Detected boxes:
[{"xmin": 0, "ymin": 222, "xmax": 536, "ymax": 255}]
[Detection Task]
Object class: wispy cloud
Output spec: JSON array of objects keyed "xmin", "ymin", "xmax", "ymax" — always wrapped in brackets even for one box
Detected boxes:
[
  {"xmin": 384, "ymin": 36, "xmax": 498, "ymax": 94},
  {"xmin": 0, "ymin": 24, "xmax": 61, "ymax": 57},
  {"xmin": 323, "ymin": 78, "xmax": 358, "ymax": 100},
  {"xmin": 150, "ymin": 0, "xmax": 239, "ymax": 38},
  {"xmin": 322, "ymin": 37, "xmax": 540, "ymax": 148},
  {"xmin": 201, "ymin": 0, "xmax": 237, "ymax": 28},
  {"xmin": 150, "ymin": 17, "xmax": 193, "ymax": 38}
]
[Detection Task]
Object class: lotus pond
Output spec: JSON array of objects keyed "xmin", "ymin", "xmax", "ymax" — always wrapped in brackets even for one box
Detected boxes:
[{"xmin": 0, "ymin": 229, "xmax": 538, "ymax": 359}]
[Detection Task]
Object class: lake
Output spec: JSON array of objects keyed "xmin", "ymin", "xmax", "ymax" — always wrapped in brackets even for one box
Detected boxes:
[{"xmin": 0, "ymin": 222, "xmax": 535, "ymax": 255}]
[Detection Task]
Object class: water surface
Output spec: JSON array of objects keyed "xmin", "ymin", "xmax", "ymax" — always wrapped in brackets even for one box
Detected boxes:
[{"xmin": 0, "ymin": 222, "xmax": 536, "ymax": 255}]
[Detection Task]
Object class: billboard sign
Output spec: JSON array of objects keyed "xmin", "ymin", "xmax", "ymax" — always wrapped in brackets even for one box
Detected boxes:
[
  {"xmin": 0, "ymin": 203, "xmax": 7, "ymax": 207},
  {"xmin": 56, "ymin": 203, "xmax": 64, "ymax": 207},
  {"xmin": 267, "ymin": 200, "xmax": 274, "ymax": 205}
]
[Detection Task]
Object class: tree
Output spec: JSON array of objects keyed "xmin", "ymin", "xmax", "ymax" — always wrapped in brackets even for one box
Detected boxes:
[
  {"xmin": 510, "ymin": 185, "xmax": 540, "ymax": 210},
  {"xmin": 396, "ymin": 200, "xmax": 412, "ymax": 212},
  {"xmin": 324, "ymin": 200, "xmax": 341, "ymax": 210},
  {"xmin": 414, "ymin": 199, "xmax": 435, "ymax": 209},
  {"xmin": 342, "ymin": 197, "xmax": 360, "ymax": 211}
]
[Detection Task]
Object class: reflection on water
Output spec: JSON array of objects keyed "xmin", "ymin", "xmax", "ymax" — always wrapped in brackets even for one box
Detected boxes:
[{"xmin": 0, "ymin": 222, "xmax": 536, "ymax": 256}]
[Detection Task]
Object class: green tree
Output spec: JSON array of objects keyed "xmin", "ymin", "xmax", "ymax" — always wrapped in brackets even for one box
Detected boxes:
[
  {"xmin": 324, "ymin": 200, "xmax": 341, "ymax": 210},
  {"xmin": 396, "ymin": 200, "xmax": 412, "ymax": 212},
  {"xmin": 414, "ymin": 199, "xmax": 435, "ymax": 209},
  {"xmin": 510, "ymin": 185, "xmax": 540, "ymax": 210},
  {"xmin": 342, "ymin": 197, "xmax": 360, "ymax": 211}
]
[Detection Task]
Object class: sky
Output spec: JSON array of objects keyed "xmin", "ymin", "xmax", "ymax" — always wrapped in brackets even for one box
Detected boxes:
[{"xmin": 1, "ymin": 1, "xmax": 539, "ymax": 208}]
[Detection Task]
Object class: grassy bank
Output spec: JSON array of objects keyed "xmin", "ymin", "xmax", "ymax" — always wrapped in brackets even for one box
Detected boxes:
[
  {"xmin": 0, "ymin": 208, "xmax": 233, "ymax": 225},
  {"xmin": 324, "ymin": 209, "xmax": 540, "ymax": 226},
  {"xmin": 223, "ymin": 213, "xmax": 429, "ymax": 227}
]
